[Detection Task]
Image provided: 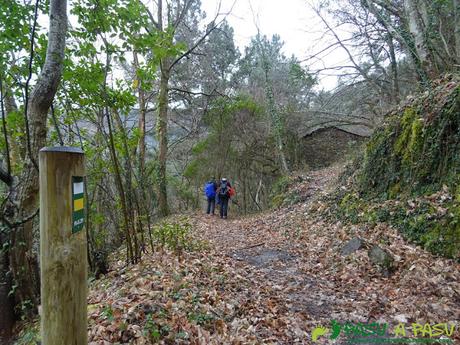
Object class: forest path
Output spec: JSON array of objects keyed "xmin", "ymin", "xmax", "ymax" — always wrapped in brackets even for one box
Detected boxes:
[
  {"xmin": 189, "ymin": 167, "xmax": 343, "ymax": 343},
  {"xmin": 190, "ymin": 165, "xmax": 460, "ymax": 344},
  {"xmin": 87, "ymin": 165, "xmax": 459, "ymax": 344},
  {"xmin": 194, "ymin": 166, "xmax": 342, "ymax": 319}
]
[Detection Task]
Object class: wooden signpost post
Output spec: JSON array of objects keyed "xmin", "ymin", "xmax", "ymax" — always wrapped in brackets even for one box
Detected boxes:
[{"xmin": 39, "ymin": 147, "xmax": 87, "ymax": 345}]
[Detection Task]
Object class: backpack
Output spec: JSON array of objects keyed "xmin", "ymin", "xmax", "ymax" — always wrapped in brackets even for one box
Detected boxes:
[
  {"xmin": 219, "ymin": 181, "xmax": 229, "ymax": 197},
  {"xmin": 204, "ymin": 182, "xmax": 216, "ymax": 198}
]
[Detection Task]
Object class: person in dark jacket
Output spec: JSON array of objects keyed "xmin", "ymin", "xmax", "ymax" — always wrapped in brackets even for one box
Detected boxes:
[
  {"xmin": 204, "ymin": 177, "xmax": 218, "ymax": 215},
  {"xmin": 217, "ymin": 178, "xmax": 232, "ymax": 219}
]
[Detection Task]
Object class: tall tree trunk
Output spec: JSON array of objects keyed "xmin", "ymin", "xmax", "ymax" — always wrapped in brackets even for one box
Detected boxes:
[
  {"xmin": 157, "ymin": 61, "xmax": 170, "ymax": 217},
  {"xmin": 156, "ymin": 0, "xmax": 170, "ymax": 217},
  {"xmin": 261, "ymin": 56, "xmax": 289, "ymax": 173},
  {"xmin": 106, "ymin": 108, "xmax": 135, "ymax": 264},
  {"xmin": 8, "ymin": 0, "xmax": 67, "ymax": 315},
  {"xmin": 133, "ymin": 51, "xmax": 147, "ymax": 176},
  {"xmin": 404, "ymin": 0, "xmax": 436, "ymax": 78},
  {"xmin": 152, "ymin": 0, "xmax": 216, "ymax": 217},
  {"xmin": 0, "ymin": 80, "xmax": 15, "ymax": 338},
  {"xmin": 387, "ymin": 35, "xmax": 400, "ymax": 103},
  {"xmin": 132, "ymin": 52, "xmax": 149, "ymax": 253}
]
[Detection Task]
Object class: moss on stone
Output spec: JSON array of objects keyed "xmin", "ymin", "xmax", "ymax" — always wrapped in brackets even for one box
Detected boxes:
[{"xmin": 333, "ymin": 79, "xmax": 460, "ymax": 259}]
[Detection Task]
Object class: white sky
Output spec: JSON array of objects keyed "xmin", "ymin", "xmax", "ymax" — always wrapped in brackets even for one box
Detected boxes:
[
  {"xmin": 40, "ymin": 0, "xmax": 345, "ymax": 90},
  {"xmin": 202, "ymin": 0, "xmax": 314, "ymax": 54},
  {"xmin": 201, "ymin": 0, "xmax": 346, "ymax": 90}
]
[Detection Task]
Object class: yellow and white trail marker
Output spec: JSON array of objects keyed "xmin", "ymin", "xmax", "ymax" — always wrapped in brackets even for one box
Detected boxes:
[{"xmin": 72, "ymin": 176, "xmax": 85, "ymax": 233}]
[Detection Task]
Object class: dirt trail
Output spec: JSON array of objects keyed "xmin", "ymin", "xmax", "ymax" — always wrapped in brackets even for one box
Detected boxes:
[
  {"xmin": 197, "ymin": 166, "xmax": 341, "ymax": 316},
  {"xmin": 192, "ymin": 165, "xmax": 460, "ymax": 344},
  {"xmin": 189, "ymin": 166, "xmax": 355, "ymax": 343},
  {"xmin": 199, "ymin": 166, "xmax": 340, "ymax": 251},
  {"xmin": 87, "ymin": 165, "xmax": 459, "ymax": 345}
]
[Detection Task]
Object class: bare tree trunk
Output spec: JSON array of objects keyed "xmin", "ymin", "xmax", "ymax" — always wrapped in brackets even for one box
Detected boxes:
[
  {"xmin": 113, "ymin": 110, "xmax": 143, "ymax": 260},
  {"xmin": 132, "ymin": 52, "xmax": 149, "ymax": 248},
  {"xmin": 152, "ymin": 0, "xmax": 220, "ymax": 217},
  {"xmin": 157, "ymin": 61, "xmax": 170, "ymax": 217},
  {"xmin": 8, "ymin": 0, "xmax": 67, "ymax": 315},
  {"xmin": 106, "ymin": 108, "xmax": 135, "ymax": 264},
  {"xmin": 261, "ymin": 58, "xmax": 289, "ymax": 173},
  {"xmin": 156, "ymin": 0, "xmax": 170, "ymax": 217},
  {"xmin": 255, "ymin": 178, "xmax": 263, "ymax": 205},
  {"xmin": 387, "ymin": 35, "xmax": 400, "ymax": 103},
  {"xmin": 0, "ymin": 81, "xmax": 14, "ymax": 337},
  {"xmin": 133, "ymin": 51, "xmax": 147, "ymax": 176},
  {"xmin": 404, "ymin": 0, "xmax": 436, "ymax": 78}
]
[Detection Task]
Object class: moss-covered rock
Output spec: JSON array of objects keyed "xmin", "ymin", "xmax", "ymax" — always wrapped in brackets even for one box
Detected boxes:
[
  {"xmin": 360, "ymin": 78, "xmax": 460, "ymax": 197},
  {"xmin": 368, "ymin": 245, "xmax": 395, "ymax": 277}
]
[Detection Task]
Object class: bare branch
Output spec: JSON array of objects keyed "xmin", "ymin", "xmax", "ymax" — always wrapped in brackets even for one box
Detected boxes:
[
  {"xmin": 309, "ymin": 2, "xmax": 381, "ymax": 92},
  {"xmin": 169, "ymin": 87, "xmax": 219, "ymax": 97},
  {"xmin": 168, "ymin": 0, "xmax": 236, "ymax": 71}
]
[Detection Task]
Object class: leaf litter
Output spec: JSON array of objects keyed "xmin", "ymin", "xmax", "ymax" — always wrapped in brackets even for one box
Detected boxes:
[{"xmin": 88, "ymin": 165, "xmax": 459, "ymax": 344}]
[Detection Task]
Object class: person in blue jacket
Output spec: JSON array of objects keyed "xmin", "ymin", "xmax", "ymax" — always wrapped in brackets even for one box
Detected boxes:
[{"xmin": 204, "ymin": 177, "xmax": 218, "ymax": 215}]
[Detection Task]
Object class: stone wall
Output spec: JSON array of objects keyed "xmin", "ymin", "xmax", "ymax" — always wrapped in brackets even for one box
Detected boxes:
[{"xmin": 302, "ymin": 127, "xmax": 366, "ymax": 169}]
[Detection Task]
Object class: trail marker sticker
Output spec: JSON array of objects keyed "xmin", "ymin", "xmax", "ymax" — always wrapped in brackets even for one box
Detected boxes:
[{"xmin": 72, "ymin": 176, "xmax": 85, "ymax": 233}]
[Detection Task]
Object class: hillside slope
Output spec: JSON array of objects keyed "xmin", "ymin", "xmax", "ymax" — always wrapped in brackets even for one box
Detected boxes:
[
  {"xmin": 332, "ymin": 75, "xmax": 460, "ymax": 259},
  {"xmin": 81, "ymin": 165, "xmax": 458, "ymax": 344},
  {"xmin": 13, "ymin": 165, "xmax": 458, "ymax": 344}
]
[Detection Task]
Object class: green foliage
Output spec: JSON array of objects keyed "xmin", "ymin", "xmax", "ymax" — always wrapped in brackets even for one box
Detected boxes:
[
  {"xmin": 203, "ymin": 94, "xmax": 262, "ymax": 128},
  {"xmin": 144, "ymin": 314, "xmax": 161, "ymax": 341},
  {"xmin": 168, "ymin": 175, "xmax": 196, "ymax": 208},
  {"xmin": 0, "ymin": 1, "xmax": 35, "ymax": 67},
  {"xmin": 288, "ymin": 61, "xmax": 316, "ymax": 96},
  {"xmin": 101, "ymin": 305, "xmax": 114, "ymax": 321},
  {"xmin": 152, "ymin": 218, "xmax": 197, "ymax": 252},
  {"xmin": 183, "ymin": 159, "xmax": 201, "ymax": 179},
  {"xmin": 184, "ymin": 94, "xmax": 281, "ymax": 213},
  {"xmin": 270, "ymin": 174, "xmax": 314, "ymax": 208},
  {"xmin": 191, "ymin": 139, "xmax": 209, "ymax": 155},
  {"xmin": 188, "ymin": 311, "xmax": 215, "ymax": 326},
  {"xmin": 270, "ymin": 176, "xmax": 291, "ymax": 208}
]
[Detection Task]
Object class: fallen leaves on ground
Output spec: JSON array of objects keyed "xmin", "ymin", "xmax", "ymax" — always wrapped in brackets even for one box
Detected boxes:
[{"xmin": 87, "ymin": 165, "xmax": 460, "ymax": 344}]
